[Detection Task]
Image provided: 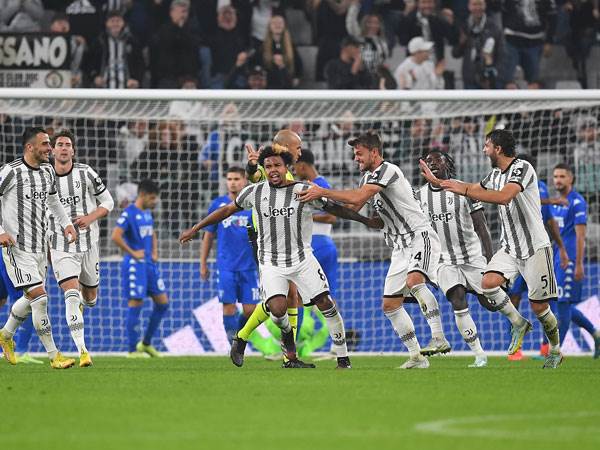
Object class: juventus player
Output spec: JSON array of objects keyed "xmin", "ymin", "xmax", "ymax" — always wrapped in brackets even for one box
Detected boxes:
[
  {"xmin": 180, "ymin": 147, "xmax": 374, "ymax": 369},
  {"xmin": 420, "ymin": 129, "xmax": 563, "ymax": 369},
  {"xmin": 299, "ymin": 131, "xmax": 449, "ymax": 369},
  {"xmin": 417, "ymin": 150, "xmax": 530, "ymax": 366},
  {"xmin": 49, "ymin": 130, "xmax": 114, "ymax": 367},
  {"xmin": 0, "ymin": 127, "xmax": 77, "ymax": 369}
]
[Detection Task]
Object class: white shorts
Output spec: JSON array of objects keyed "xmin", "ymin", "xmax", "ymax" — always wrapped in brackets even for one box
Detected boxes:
[
  {"xmin": 486, "ymin": 246, "xmax": 557, "ymax": 301},
  {"xmin": 384, "ymin": 229, "xmax": 441, "ymax": 297},
  {"xmin": 437, "ymin": 255, "xmax": 486, "ymax": 295},
  {"xmin": 259, "ymin": 254, "xmax": 329, "ymax": 306},
  {"xmin": 2, "ymin": 246, "xmax": 46, "ymax": 290},
  {"xmin": 50, "ymin": 244, "xmax": 100, "ymax": 287}
]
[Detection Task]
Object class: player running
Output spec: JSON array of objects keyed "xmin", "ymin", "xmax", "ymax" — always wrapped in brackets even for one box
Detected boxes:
[
  {"xmin": 299, "ymin": 131, "xmax": 450, "ymax": 369},
  {"xmin": 0, "ymin": 127, "xmax": 77, "ymax": 369},
  {"xmin": 420, "ymin": 129, "xmax": 563, "ymax": 369},
  {"xmin": 48, "ymin": 129, "xmax": 115, "ymax": 367}
]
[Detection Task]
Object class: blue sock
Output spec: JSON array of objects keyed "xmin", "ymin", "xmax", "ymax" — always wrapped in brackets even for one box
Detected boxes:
[
  {"xmin": 127, "ymin": 305, "xmax": 143, "ymax": 352},
  {"xmin": 143, "ymin": 303, "xmax": 168, "ymax": 346},
  {"xmin": 557, "ymin": 302, "xmax": 572, "ymax": 345},
  {"xmin": 237, "ymin": 313, "xmax": 248, "ymax": 332},
  {"xmin": 223, "ymin": 313, "xmax": 239, "ymax": 343},
  {"xmin": 15, "ymin": 316, "xmax": 34, "ymax": 353},
  {"xmin": 571, "ymin": 306, "xmax": 596, "ymax": 336}
]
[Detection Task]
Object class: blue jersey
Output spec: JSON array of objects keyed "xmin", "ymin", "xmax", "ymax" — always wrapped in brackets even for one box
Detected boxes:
[
  {"xmin": 205, "ymin": 195, "xmax": 255, "ymax": 272},
  {"xmin": 539, "ymin": 180, "xmax": 552, "ymax": 223},
  {"xmin": 116, "ymin": 204, "xmax": 155, "ymax": 261},
  {"xmin": 551, "ymin": 190, "xmax": 587, "ymax": 261}
]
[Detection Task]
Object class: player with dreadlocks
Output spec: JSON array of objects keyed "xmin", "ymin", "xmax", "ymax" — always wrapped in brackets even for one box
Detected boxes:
[{"xmin": 416, "ymin": 150, "xmax": 529, "ymax": 366}]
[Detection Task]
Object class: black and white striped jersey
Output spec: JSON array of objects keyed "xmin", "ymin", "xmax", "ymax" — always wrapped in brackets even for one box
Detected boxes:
[
  {"xmin": 48, "ymin": 163, "xmax": 112, "ymax": 253},
  {"xmin": 480, "ymin": 158, "xmax": 550, "ymax": 259},
  {"xmin": 235, "ymin": 181, "xmax": 326, "ymax": 267},
  {"xmin": 0, "ymin": 158, "xmax": 70, "ymax": 253},
  {"xmin": 359, "ymin": 161, "xmax": 430, "ymax": 249},
  {"xmin": 416, "ymin": 184, "xmax": 484, "ymax": 265}
]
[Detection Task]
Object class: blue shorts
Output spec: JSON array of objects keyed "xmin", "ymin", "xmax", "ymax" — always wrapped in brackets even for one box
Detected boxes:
[
  {"xmin": 218, "ymin": 269, "xmax": 259, "ymax": 304},
  {"xmin": 509, "ymin": 275, "xmax": 527, "ymax": 297},
  {"xmin": 312, "ymin": 235, "xmax": 339, "ymax": 297},
  {"xmin": 122, "ymin": 257, "xmax": 166, "ymax": 300},
  {"xmin": 555, "ymin": 261, "xmax": 583, "ymax": 304}
]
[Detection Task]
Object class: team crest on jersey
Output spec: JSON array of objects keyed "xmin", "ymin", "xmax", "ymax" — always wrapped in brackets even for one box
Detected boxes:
[
  {"xmin": 447, "ymin": 196, "xmax": 454, "ymax": 205},
  {"xmin": 512, "ymin": 168, "xmax": 522, "ymax": 177},
  {"xmin": 75, "ymin": 180, "xmax": 81, "ymax": 188}
]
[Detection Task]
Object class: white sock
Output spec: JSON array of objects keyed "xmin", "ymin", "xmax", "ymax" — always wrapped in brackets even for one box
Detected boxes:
[
  {"xmin": 484, "ymin": 288, "xmax": 525, "ymax": 326},
  {"xmin": 410, "ymin": 283, "xmax": 444, "ymax": 338},
  {"xmin": 321, "ymin": 304, "xmax": 348, "ymax": 357},
  {"xmin": 454, "ymin": 308, "xmax": 485, "ymax": 356},
  {"xmin": 270, "ymin": 312, "xmax": 291, "ymax": 333},
  {"xmin": 65, "ymin": 289, "xmax": 86, "ymax": 354},
  {"xmin": 536, "ymin": 306, "xmax": 560, "ymax": 351},
  {"xmin": 30, "ymin": 294, "xmax": 58, "ymax": 359},
  {"xmin": 384, "ymin": 306, "xmax": 421, "ymax": 358},
  {"xmin": 1, "ymin": 296, "xmax": 31, "ymax": 338}
]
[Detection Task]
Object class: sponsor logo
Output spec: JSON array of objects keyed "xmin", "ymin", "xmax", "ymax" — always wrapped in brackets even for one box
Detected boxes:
[
  {"xmin": 25, "ymin": 190, "xmax": 48, "ymax": 200},
  {"xmin": 262, "ymin": 206, "xmax": 295, "ymax": 218},
  {"xmin": 429, "ymin": 212, "xmax": 453, "ymax": 223},
  {"xmin": 60, "ymin": 195, "xmax": 81, "ymax": 206}
]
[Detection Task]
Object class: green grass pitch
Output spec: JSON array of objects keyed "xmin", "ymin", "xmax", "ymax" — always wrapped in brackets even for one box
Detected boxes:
[{"xmin": 1, "ymin": 356, "xmax": 599, "ymax": 450}]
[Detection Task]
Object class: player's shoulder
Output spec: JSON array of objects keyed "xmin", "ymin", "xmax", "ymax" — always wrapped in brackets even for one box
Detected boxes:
[
  {"xmin": 73, "ymin": 162, "xmax": 91, "ymax": 171},
  {"xmin": 211, "ymin": 194, "xmax": 230, "ymax": 206},
  {"xmin": 313, "ymin": 176, "xmax": 331, "ymax": 189},
  {"xmin": 40, "ymin": 162, "xmax": 56, "ymax": 176},
  {"xmin": 571, "ymin": 191, "xmax": 587, "ymax": 206}
]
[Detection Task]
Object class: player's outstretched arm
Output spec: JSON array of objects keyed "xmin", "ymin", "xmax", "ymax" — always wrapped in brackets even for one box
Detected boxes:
[
  {"xmin": 179, "ymin": 203, "xmax": 241, "ymax": 244},
  {"xmin": 200, "ymin": 232, "xmax": 215, "ymax": 280},
  {"xmin": 322, "ymin": 202, "xmax": 383, "ymax": 229},
  {"xmin": 471, "ymin": 209, "xmax": 493, "ymax": 262},
  {"xmin": 298, "ymin": 183, "xmax": 380, "ymax": 211}
]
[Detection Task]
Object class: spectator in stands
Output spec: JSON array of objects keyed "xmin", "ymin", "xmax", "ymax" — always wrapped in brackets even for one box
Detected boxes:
[
  {"xmin": 346, "ymin": 0, "xmax": 389, "ymax": 78},
  {"xmin": 571, "ymin": 115, "xmax": 600, "ymax": 205},
  {"xmin": 251, "ymin": 0, "xmax": 283, "ymax": 48},
  {"xmin": 0, "ymin": 0, "xmax": 44, "ymax": 32},
  {"xmin": 563, "ymin": 0, "xmax": 600, "ymax": 89},
  {"xmin": 49, "ymin": 12, "xmax": 86, "ymax": 88},
  {"xmin": 394, "ymin": 37, "xmax": 444, "ymax": 89},
  {"xmin": 226, "ymin": 64, "xmax": 269, "ymax": 89},
  {"xmin": 118, "ymin": 120, "xmax": 149, "ymax": 182},
  {"xmin": 500, "ymin": 0, "xmax": 557, "ymax": 86},
  {"xmin": 208, "ymin": 5, "xmax": 249, "ymax": 88},
  {"xmin": 397, "ymin": 0, "xmax": 460, "ymax": 66},
  {"xmin": 261, "ymin": 14, "xmax": 303, "ymax": 88},
  {"xmin": 314, "ymin": 0, "xmax": 352, "ymax": 81},
  {"xmin": 452, "ymin": 0, "xmax": 503, "ymax": 89},
  {"xmin": 152, "ymin": 0, "xmax": 200, "ymax": 88},
  {"xmin": 65, "ymin": 0, "xmax": 107, "ymax": 45},
  {"xmin": 84, "ymin": 10, "xmax": 144, "ymax": 89},
  {"xmin": 325, "ymin": 35, "xmax": 373, "ymax": 89},
  {"xmin": 448, "ymin": 116, "xmax": 487, "ymax": 182}
]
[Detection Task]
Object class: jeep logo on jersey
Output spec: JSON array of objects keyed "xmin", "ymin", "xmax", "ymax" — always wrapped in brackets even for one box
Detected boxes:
[
  {"xmin": 263, "ymin": 206, "xmax": 295, "ymax": 218},
  {"xmin": 430, "ymin": 212, "xmax": 453, "ymax": 223},
  {"xmin": 25, "ymin": 190, "xmax": 48, "ymax": 200},
  {"xmin": 60, "ymin": 195, "xmax": 81, "ymax": 206}
]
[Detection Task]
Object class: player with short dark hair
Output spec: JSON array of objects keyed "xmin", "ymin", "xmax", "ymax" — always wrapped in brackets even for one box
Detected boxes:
[
  {"xmin": 299, "ymin": 131, "xmax": 450, "ymax": 369},
  {"xmin": 201, "ymin": 167, "xmax": 259, "ymax": 343},
  {"xmin": 112, "ymin": 180, "xmax": 169, "ymax": 357},
  {"xmin": 420, "ymin": 129, "xmax": 564, "ymax": 369}
]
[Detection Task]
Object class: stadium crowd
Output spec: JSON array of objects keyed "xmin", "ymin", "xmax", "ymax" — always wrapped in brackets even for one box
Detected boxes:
[{"xmin": 6, "ymin": 0, "xmax": 599, "ymax": 89}]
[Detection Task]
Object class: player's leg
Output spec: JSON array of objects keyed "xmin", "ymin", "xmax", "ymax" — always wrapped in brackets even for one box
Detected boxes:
[
  {"xmin": 504, "ymin": 275, "xmax": 527, "ymax": 360},
  {"xmin": 219, "ymin": 269, "xmax": 241, "ymax": 343},
  {"xmin": 286, "ymin": 282, "xmax": 299, "ymax": 342},
  {"xmin": 264, "ymin": 294, "xmax": 300, "ymax": 362},
  {"xmin": 138, "ymin": 263, "xmax": 168, "ymax": 357},
  {"xmin": 312, "ymin": 242, "xmax": 339, "ymax": 360},
  {"xmin": 566, "ymin": 276, "xmax": 600, "ymax": 357},
  {"xmin": 524, "ymin": 247, "xmax": 562, "ymax": 368},
  {"xmin": 238, "ymin": 270, "xmax": 259, "ymax": 342},
  {"xmin": 79, "ymin": 246, "xmax": 100, "ymax": 309},
  {"xmin": 123, "ymin": 257, "xmax": 146, "ymax": 357}
]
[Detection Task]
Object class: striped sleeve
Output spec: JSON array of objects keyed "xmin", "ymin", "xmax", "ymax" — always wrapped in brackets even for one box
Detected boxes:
[
  {"xmin": 0, "ymin": 165, "xmax": 15, "ymax": 196},
  {"xmin": 507, "ymin": 160, "xmax": 533, "ymax": 191},
  {"xmin": 235, "ymin": 184, "xmax": 256, "ymax": 209},
  {"xmin": 468, "ymin": 198, "xmax": 484, "ymax": 213},
  {"xmin": 480, "ymin": 170, "xmax": 493, "ymax": 190},
  {"xmin": 366, "ymin": 163, "xmax": 400, "ymax": 188},
  {"xmin": 86, "ymin": 166, "xmax": 107, "ymax": 195}
]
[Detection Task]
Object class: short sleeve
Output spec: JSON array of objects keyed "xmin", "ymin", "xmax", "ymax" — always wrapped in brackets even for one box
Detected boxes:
[
  {"xmin": 573, "ymin": 197, "xmax": 587, "ymax": 225},
  {"xmin": 480, "ymin": 170, "xmax": 493, "ymax": 190},
  {"xmin": 0, "ymin": 165, "xmax": 16, "ymax": 196},
  {"xmin": 116, "ymin": 210, "xmax": 130, "ymax": 231},
  {"xmin": 468, "ymin": 198, "xmax": 484, "ymax": 213},
  {"xmin": 234, "ymin": 184, "xmax": 255, "ymax": 209},
  {"xmin": 507, "ymin": 160, "xmax": 534, "ymax": 191},
  {"xmin": 366, "ymin": 163, "xmax": 400, "ymax": 188},
  {"xmin": 86, "ymin": 166, "xmax": 107, "ymax": 195}
]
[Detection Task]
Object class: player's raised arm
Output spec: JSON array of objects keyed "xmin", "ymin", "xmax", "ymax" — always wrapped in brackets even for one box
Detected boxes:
[
  {"xmin": 245, "ymin": 143, "xmax": 264, "ymax": 183},
  {"xmin": 179, "ymin": 203, "xmax": 242, "ymax": 244},
  {"xmin": 322, "ymin": 201, "xmax": 383, "ymax": 229},
  {"xmin": 200, "ymin": 231, "xmax": 215, "ymax": 280}
]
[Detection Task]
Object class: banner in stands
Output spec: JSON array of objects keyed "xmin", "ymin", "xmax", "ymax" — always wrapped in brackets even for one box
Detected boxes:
[{"xmin": 0, "ymin": 33, "xmax": 71, "ymax": 88}]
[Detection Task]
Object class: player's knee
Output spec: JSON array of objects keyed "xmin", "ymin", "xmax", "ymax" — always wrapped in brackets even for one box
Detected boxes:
[
  {"xmin": 266, "ymin": 296, "xmax": 287, "ymax": 317},
  {"xmin": 222, "ymin": 303, "xmax": 237, "ymax": 316},
  {"xmin": 406, "ymin": 272, "xmax": 425, "ymax": 289},
  {"xmin": 529, "ymin": 300, "xmax": 549, "ymax": 315},
  {"xmin": 382, "ymin": 296, "xmax": 403, "ymax": 313},
  {"xmin": 481, "ymin": 274, "xmax": 502, "ymax": 291},
  {"xmin": 313, "ymin": 293, "xmax": 333, "ymax": 311},
  {"xmin": 446, "ymin": 286, "xmax": 468, "ymax": 311}
]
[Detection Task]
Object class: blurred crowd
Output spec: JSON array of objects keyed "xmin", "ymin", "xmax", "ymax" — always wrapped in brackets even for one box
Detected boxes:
[{"xmin": 5, "ymin": 0, "xmax": 599, "ymax": 89}]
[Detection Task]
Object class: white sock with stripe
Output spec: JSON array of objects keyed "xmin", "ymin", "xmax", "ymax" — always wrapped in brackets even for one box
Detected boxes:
[
  {"xmin": 454, "ymin": 308, "xmax": 485, "ymax": 356},
  {"xmin": 321, "ymin": 304, "xmax": 348, "ymax": 357},
  {"xmin": 536, "ymin": 306, "xmax": 560, "ymax": 351},
  {"xmin": 483, "ymin": 288, "xmax": 526, "ymax": 326},
  {"xmin": 65, "ymin": 289, "xmax": 86, "ymax": 354},
  {"xmin": 31, "ymin": 294, "xmax": 58, "ymax": 359},
  {"xmin": 410, "ymin": 283, "xmax": 445, "ymax": 339},
  {"xmin": 384, "ymin": 306, "xmax": 421, "ymax": 358}
]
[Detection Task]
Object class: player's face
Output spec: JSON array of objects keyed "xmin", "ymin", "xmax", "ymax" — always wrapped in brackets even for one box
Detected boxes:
[
  {"xmin": 424, "ymin": 152, "xmax": 448, "ymax": 179},
  {"xmin": 293, "ymin": 161, "xmax": 309, "ymax": 180},
  {"xmin": 29, "ymin": 133, "xmax": 52, "ymax": 164},
  {"xmin": 106, "ymin": 16, "xmax": 125, "ymax": 37},
  {"xmin": 286, "ymin": 136, "xmax": 302, "ymax": 161},
  {"xmin": 52, "ymin": 136, "xmax": 74, "ymax": 164},
  {"xmin": 141, "ymin": 193, "xmax": 159, "ymax": 210},
  {"xmin": 263, "ymin": 156, "xmax": 288, "ymax": 186},
  {"xmin": 553, "ymin": 168, "xmax": 573, "ymax": 192},
  {"xmin": 353, "ymin": 145, "xmax": 377, "ymax": 172},
  {"xmin": 226, "ymin": 172, "xmax": 247, "ymax": 194},
  {"xmin": 483, "ymin": 138, "xmax": 500, "ymax": 167}
]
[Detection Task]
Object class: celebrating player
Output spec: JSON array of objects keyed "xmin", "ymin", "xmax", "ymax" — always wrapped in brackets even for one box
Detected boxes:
[
  {"xmin": 420, "ymin": 129, "xmax": 563, "ymax": 369},
  {"xmin": 180, "ymin": 147, "xmax": 376, "ymax": 369},
  {"xmin": 0, "ymin": 127, "xmax": 77, "ymax": 369},
  {"xmin": 48, "ymin": 129, "xmax": 115, "ymax": 367},
  {"xmin": 550, "ymin": 163, "xmax": 600, "ymax": 357},
  {"xmin": 112, "ymin": 180, "xmax": 169, "ymax": 358},
  {"xmin": 299, "ymin": 131, "xmax": 450, "ymax": 369},
  {"xmin": 201, "ymin": 167, "xmax": 259, "ymax": 343}
]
